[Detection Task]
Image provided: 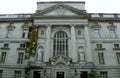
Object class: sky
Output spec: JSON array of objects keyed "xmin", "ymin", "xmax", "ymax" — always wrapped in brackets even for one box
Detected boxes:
[{"xmin": 0, "ymin": 0, "xmax": 120, "ymax": 14}]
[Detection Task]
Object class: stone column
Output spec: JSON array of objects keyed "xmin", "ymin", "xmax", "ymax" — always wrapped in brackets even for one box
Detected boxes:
[
  {"xmin": 44, "ymin": 25, "xmax": 51, "ymax": 62},
  {"xmin": 84, "ymin": 25, "xmax": 93, "ymax": 62},
  {"xmin": 70, "ymin": 25, "xmax": 77, "ymax": 62}
]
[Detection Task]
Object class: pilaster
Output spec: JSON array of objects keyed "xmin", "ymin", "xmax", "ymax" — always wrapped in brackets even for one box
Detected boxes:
[
  {"xmin": 44, "ymin": 25, "xmax": 51, "ymax": 62},
  {"xmin": 84, "ymin": 25, "xmax": 93, "ymax": 62},
  {"xmin": 70, "ymin": 25, "xmax": 77, "ymax": 62}
]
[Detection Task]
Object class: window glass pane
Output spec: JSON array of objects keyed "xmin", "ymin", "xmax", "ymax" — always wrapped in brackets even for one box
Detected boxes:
[
  {"xmin": 0, "ymin": 70, "xmax": 3, "ymax": 78},
  {"xmin": 116, "ymin": 53, "xmax": 120, "ymax": 64},
  {"xmin": 17, "ymin": 53, "xmax": 24, "ymax": 64},
  {"xmin": 14, "ymin": 71, "xmax": 21, "ymax": 78},
  {"xmin": 94, "ymin": 29, "xmax": 100, "ymax": 38},
  {"xmin": 53, "ymin": 31, "xmax": 68, "ymax": 56},
  {"xmin": 0, "ymin": 52, "xmax": 6, "ymax": 63},
  {"xmin": 100, "ymin": 72, "xmax": 108, "ymax": 78},
  {"xmin": 98, "ymin": 53, "xmax": 105, "ymax": 64},
  {"xmin": 110, "ymin": 29, "xmax": 116, "ymax": 38}
]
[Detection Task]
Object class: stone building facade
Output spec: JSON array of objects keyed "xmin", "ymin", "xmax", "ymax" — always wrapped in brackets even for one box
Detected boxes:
[{"xmin": 0, "ymin": 1, "xmax": 120, "ymax": 78}]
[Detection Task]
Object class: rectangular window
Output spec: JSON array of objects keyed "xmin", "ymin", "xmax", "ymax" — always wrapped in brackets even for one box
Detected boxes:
[
  {"xmin": 14, "ymin": 71, "xmax": 22, "ymax": 78},
  {"xmin": 116, "ymin": 53, "xmax": 120, "ymax": 64},
  {"xmin": 0, "ymin": 70, "xmax": 3, "ymax": 78},
  {"xmin": 7, "ymin": 30, "xmax": 12, "ymax": 38},
  {"xmin": 20, "ymin": 44, "xmax": 26, "ymax": 48},
  {"xmin": 17, "ymin": 53, "xmax": 24, "ymax": 64},
  {"xmin": 22, "ymin": 30, "xmax": 28, "ymax": 38},
  {"xmin": 94, "ymin": 29, "xmax": 100, "ymax": 38},
  {"xmin": 100, "ymin": 72, "xmax": 108, "ymax": 78},
  {"xmin": 110, "ymin": 29, "xmax": 116, "ymax": 38},
  {"xmin": 114, "ymin": 44, "xmax": 119, "ymax": 48},
  {"xmin": 4, "ymin": 43, "xmax": 9, "ymax": 48},
  {"xmin": 98, "ymin": 53, "xmax": 105, "ymax": 64},
  {"xmin": 0, "ymin": 52, "xmax": 7, "ymax": 63},
  {"xmin": 97, "ymin": 43, "xmax": 102, "ymax": 48}
]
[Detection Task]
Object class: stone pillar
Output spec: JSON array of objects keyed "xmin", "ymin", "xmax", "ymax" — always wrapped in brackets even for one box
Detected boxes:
[
  {"xmin": 84, "ymin": 25, "xmax": 93, "ymax": 62},
  {"xmin": 44, "ymin": 25, "xmax": 51, "ymax": 62},
  {"xmin": 70, "ymin": 25, "xmax": 77, "ymax": 62}
]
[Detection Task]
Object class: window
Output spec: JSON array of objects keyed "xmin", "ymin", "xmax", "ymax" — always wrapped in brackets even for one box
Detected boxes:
[
  {"xmin": 4, "ymin": 43, "xmax": 9, "ymax": 48},
  {"xmin": 116, "ymin": 53, "xmax": 120, "ymax": 64},
  {"xmin": 7, "ymin": 30, "xmax": 12, "ymax": 38},
  {"xmin": 94, "ymin": 29, "xmax": 100, "ymax": 38},
  {"xmin": 20, "ymin": 44, "xmax": 26, "ymax": 48},
  {"xmin": 17, "ymin": 53, "xmax": 24, "ymax": 64},
  {"xmin": 98, "ymin": 53, "xmax": 105, "ymax": 64},
  {"xmin": 22, "ymin": 30, "xmax": 28, "ymax": 38},
  {"xmin": 100, "ymin": 72, "xmax": 108, "ymax": 78},
  {"xmin": 14, "ymin": 71, "xmax": 22, "ymax": 78},
  {"xmin": 97, "ymin": 43, "xmax": 102, "ymax": 48},
  {"xmin": 0, "ymin": 52, "xmax": 7, "ymax": 63},
  {"xmin": 0, "ymin": 70, "xmax": 3, "ymax": 78},
  {"xmin": 53, "ymin": 31, "xmax": 68, "ymax": 56},
  {"xmin": 114, "ymin": 44, "xmax": 119, "ymax": 48},
  {"xmin": 110, "ymin": 29, "xmax": 116, "ymax": 38}
]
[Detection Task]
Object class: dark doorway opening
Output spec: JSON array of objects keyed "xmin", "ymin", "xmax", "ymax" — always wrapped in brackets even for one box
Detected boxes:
[
  {"xmin": 80, "ymin": 71, "xmax": 88, "ymax": 78},
  {"xmin": 33, "ymin": 71, "xmax": 41, "ymax": 78},
  {"xmin": 56, "ymin": 72, "xmax": 64, "ymax": 78}
]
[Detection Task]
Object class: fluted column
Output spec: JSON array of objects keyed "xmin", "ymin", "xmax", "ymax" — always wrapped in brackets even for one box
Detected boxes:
[
  {"xmin": 70, "ymin": 25, "xmax": 77, "ymax": 62},
  {"xmin": 44, "ymin": 25, "xmax": 51, "ymax": 62},
  {"xmin": 84, "ymin": 25, "xmax": 93, "ymax": 62}
]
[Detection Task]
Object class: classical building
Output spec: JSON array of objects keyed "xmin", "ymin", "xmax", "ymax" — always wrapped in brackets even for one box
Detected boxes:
[{"xmin": 0, "ymin": 1, "xmax": 120, "ymax": 78}]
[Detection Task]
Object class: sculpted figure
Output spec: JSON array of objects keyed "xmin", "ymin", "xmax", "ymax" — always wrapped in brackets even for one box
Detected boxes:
[
  {"xmin": 78, "ymin": 46, "xmax": 85, "ymax": 61},
  {"xmin": 37, "ymin": 46, "xmax": 43, "ymax": 61}
]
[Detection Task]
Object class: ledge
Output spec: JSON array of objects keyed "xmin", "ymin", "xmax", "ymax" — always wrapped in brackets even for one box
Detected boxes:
[{"xmin": 0, "ymin": 38, "xmax": 30, "ymax": 43}]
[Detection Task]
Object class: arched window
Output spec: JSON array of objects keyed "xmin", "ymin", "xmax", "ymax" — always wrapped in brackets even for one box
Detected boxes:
[{"xmin": 53, "ymin": 31, "xmax": 68, "ymax": 56}]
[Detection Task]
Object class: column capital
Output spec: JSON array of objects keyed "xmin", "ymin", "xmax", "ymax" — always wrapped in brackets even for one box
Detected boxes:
[
  {"xmin": 70, "ymin": 24, "xmax": 76, "ymax": 27},
  {"xmin": 45, "ymin": 24, "xmax": 52, "ymax": 27},
  {"xmin": 83, "ymin": 24, "xmax": 89, "ymax": 27}
]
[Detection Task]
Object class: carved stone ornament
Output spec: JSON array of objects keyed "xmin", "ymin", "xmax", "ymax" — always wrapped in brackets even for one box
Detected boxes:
[
  {"xmin": 107, "ymin": 23, "xmax": 116, "ymax": 29},
  {"xmin": 49, "ymin": 55, "xmax": 72, "ymax": 66},
  {"xmin": 7, "ymin": 22, "xmax": 15, "ymax": 30},
  {"xmin": 56, "ymin": 6, "xmax": 65, "ymax": 15},
  {"xmin": 91, "ymin": 22, "xmax": 101, "ymax": 29},
  {"xmin": 22, "ymin": 22, "xmax": 29, "ymax": 29}
]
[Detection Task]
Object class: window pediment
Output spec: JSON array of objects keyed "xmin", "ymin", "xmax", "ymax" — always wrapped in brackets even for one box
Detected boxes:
[
  {"xmin": 107, "ymin": 23, "xmax": 116, "ymax": 29},
  {"xmin": 91, "ymin": 23, "xmax": 101, "ymax": 29},
  {"xmin": 7, "ymin": 22, "xmax": 15, "ymax": 30}
]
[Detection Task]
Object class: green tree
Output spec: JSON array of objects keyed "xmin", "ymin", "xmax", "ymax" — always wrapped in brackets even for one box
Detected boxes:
[{"xmin": 25, "ymin": 25, "xmax": 38, "ymax": 59}]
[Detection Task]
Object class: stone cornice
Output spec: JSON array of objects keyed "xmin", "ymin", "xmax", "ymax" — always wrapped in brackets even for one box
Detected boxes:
[
  {"xmin": 37, "ymin": 1, "xmax": 85, "ymax": 4},
  {"xmin": 91, "ymin": 39, "xmax": 120, "ymax": 43},
  {"xmin": 0, "ymin": 38, "xmax": 30, "ymax": 43}
]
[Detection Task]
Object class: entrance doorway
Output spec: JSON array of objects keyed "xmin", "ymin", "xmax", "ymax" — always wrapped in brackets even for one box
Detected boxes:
[
  {"xmin": 33, "ymin": 71, "xmax": 41, "ymax": 78},
  {"xmin": 56, "ymin": 72, "xmax": 64, "ymax": 78},
  {"xmin": 80, "ymin": 71, "xmax": 88, "ymax": 78}
]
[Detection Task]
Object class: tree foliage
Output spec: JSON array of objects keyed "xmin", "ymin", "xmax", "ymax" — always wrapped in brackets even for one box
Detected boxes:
[{"xmin": 25, "ymin": 25, "xmax": 38, "ymax": 59}]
